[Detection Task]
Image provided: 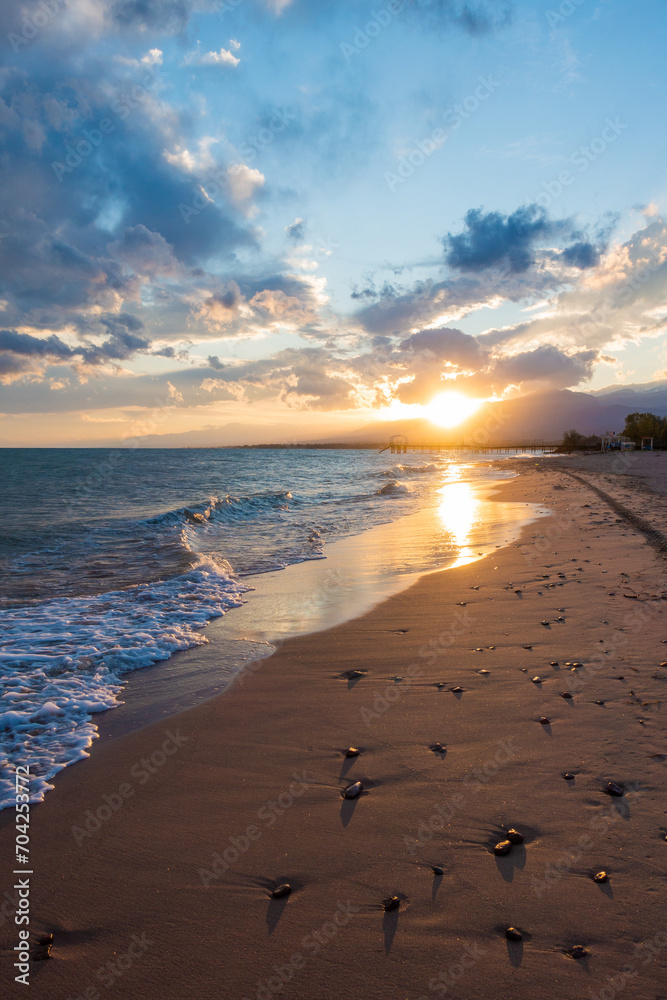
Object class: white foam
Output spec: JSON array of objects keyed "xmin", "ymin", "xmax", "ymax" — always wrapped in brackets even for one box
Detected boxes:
[{"xmin": 0, "ymin": 558, "xmax": 248, "ymax": 808}]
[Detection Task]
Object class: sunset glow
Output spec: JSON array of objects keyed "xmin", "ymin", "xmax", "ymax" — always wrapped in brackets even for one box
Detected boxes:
[{"xmin": 424, "ymin": 392, "xmax": 485, "ymax": 428}]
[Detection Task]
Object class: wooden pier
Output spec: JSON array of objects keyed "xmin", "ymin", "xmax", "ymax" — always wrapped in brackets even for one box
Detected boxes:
[{"xmin": 380, "ymin": 435, "xmax": 559, "ymax": 455}]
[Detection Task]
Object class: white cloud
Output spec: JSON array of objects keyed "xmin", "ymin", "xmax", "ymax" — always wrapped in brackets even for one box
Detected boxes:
[
  {"xmin": 227, "ymin": 164, "xmax": 265, "ymax": 204},
  {"xmin": 184, "ymin": 44, "xmax": 240, "ymax": 68}
]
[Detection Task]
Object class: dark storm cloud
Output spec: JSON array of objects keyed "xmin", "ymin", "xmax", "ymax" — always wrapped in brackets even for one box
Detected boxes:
[
  {"xmin": 444, "ymin": 205, "xmax": 566, "ymax": 273},
  {"xmin": 443, "ymin": 204, "xmax": 606, "ymax": 275}
]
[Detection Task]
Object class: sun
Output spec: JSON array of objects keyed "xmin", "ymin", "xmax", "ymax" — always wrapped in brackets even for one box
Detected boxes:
[{"xmin": 424, "ymin": 391, "xmax": 484, "ymax": 428}]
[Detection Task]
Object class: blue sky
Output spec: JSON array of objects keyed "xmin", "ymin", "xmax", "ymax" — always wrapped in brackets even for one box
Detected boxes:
[{"xmin": 1, "ymin": 0, "xmax": 667, "ymax": 444}]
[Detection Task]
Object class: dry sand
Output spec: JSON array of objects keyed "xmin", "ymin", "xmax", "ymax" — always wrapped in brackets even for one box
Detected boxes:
[{"xmin": 1, "ymin": 455, "xmax": 666, "ymax": 999}]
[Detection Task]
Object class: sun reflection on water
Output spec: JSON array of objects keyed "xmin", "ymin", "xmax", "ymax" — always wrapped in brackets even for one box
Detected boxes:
[{"xmin": 436, "ymin": 468, "xmax": 481, "ymax": 566}]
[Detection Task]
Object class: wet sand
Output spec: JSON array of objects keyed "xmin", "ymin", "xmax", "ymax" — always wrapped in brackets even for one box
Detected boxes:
[{"xmin": 1, "ymin": 455, "xmax": 666, "ymax": 999}]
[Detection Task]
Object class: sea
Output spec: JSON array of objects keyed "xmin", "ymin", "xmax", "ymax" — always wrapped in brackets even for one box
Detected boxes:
[{"xmin": 0, "ymin": 447, "xmax": 547, "ymax": 808}]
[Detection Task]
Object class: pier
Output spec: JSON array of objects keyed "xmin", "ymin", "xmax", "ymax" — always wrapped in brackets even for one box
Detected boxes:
[{"xmin": 380, "ymin": 434, "xmax": 559, "ymax": 455}]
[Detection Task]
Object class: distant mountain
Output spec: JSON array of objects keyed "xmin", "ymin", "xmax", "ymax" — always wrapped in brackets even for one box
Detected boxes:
[
  {"xmin": 73, "ymin": 380, "xmax": 667, "ymax": 447},
  {"xmin": 314, "ymin": 384, "xmax": 667, "ymax": 447}
]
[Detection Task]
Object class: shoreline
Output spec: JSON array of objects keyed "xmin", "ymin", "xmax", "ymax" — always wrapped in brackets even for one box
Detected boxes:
[
  {"xmin": 1, "ymin": 457, "xmax": 666, "ymax": 999},
  {"xmin": 93, "ymin": 470, "xmax": 545, "ymax": 746}
]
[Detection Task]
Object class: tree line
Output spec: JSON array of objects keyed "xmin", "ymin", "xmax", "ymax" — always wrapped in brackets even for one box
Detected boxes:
[{"xmin": 560, "ymin": 411, "xmax": 667, "ymax": 451}]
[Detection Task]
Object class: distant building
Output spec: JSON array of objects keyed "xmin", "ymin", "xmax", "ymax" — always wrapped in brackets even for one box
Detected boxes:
[{"xmin": 601, "ymin": 433, "xmax": 635, "ymax": 451}]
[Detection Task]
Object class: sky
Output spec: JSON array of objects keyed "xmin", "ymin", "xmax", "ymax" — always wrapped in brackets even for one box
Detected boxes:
[{"xmin": 1, "ymin": 0, "xmax": 667, "ymax": 445}]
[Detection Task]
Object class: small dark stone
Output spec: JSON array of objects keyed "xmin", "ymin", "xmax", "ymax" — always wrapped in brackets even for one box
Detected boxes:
[
  {"xmin": 437, "ymin": 682, "xmax": 447, "ymax": 689},
  {"xmin": 531, "ymin": 676, "xmax": 541, "ymax": 684},
  {"xmin": 506, "ymin": 829, "xmax": 524, "ymax": 844},
  {"xmin": 542, "ymin": 620, "xmax": 550, "ymax": 626},
  {"xmin": 344, "ymin": 669, "xmax": 365, "ymax": 679},
  {"xmin": 561, "ymin": 692, "xmax": 573, "ymax": 699},
  {"xmin": 451, "ymin": 686, "xmax": 463, "ymax": 693},
  {"xmin": 605, "ymin": 782, "xmax": 623, "ymax": 797},
  {"xmin": 478, "ymin": 669, "xmax": 490, "ymax": 675},
  {"xmin": 345, "ymin": 747, "xmax": 360, "ymax": 758},
  {"xmin": 593, "ymin": 871, "xmax": 608, "ymax": 883},
  {"xmin": 475, "ymin": 647, "xmax": 484, "ymax": 652},
  {"xmin": 271, "ymin": 884, "xmax": 291, "ymax": 899},
  {"xmin": 430, "ymin": 742, "xmax": 446, "ymax": 754},
  {"xmin": 595, "ymin": 700, "xmax": 605, "ymax": 706},
  {"xmin": 539, "ymin": 717, "xmax": 550, "ymax": 725},
  {"xmin": 494, "ymin": 840, "xmax": 512, "ymax": 856},
  {"xmin": 432, "ymin": 866, "xmax": 444, "ymax": 876},
  {"xmin": 563, "ymin": 772, "xmax": 575, "ymax": 780},
  {"xmin": 570, "ymin": 945, "xmax": 588, "ymax": 960},
  {"xmin": 38, "ymin": 934, "xmax": 54, "ymax": 946},
  {"xmin": 344, "ymin": 781, "xmax": 363, "ymax": 799},
  {"xmin": 505, "ymin": 927, "xmax": 522, "ymax": 941},
  {"xmin": 550, "ymin": 661, "xmax": 559, "ymax": 666},
  {"xmin": 660, "ymin": 662, "xmax": 667, "ymax": 669},
  {"xmin": 523, "ymin": 645, "xmax": 532, "ymax": 650},
  {"xmin": 617, "ymin": 675, "xmax": 625, "ymax": 680},
  {"xmin": 488, "ymin": 645, "xmax": 495, "ymax": 650},
  {"xmin": 383, "ymin": 896, "xmax": 400, "ymax": 912},
  {"xmin": 32, "ymin": 944, "xmax": 52, "ymax": 961}
]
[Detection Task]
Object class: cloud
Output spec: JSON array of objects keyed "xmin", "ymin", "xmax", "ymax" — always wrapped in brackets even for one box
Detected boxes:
[
  {"xmin": 404, "ymin": 0, "xmax": 513, "ymax": 34},
  {"xmin": 444, "ymin": 204, "xmax": 572, "ymax": 274},
  {"xmin": 226, "ymin": 164, "xmax": 265, "ymax": 204},
  {"xmin": 183, "ymin": 45, "xmax": 240, "ymax": 68},
  {"xmin": 285, "ymin": 218, "xmax": 306, "ymax": 242}
]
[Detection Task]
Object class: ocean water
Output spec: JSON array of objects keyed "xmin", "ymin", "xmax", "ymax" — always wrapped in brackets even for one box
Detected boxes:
[{"xmin": 0, "ymin": 447, "xmax": 537, "ymax": 808}]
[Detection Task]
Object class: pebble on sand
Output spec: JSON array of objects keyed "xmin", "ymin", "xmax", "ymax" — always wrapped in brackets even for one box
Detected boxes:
[
  {"xmin": 569, "ymin": 945, "xmax": 589, "ymax": 960},
  {"xmin": 345, "ymin": 747, "xmax": 360, "ymax": 758},
  {"xmin": 478, "ymin": 669, "xmax": 490, "ymax": 675},
  {"xmin": 531, "ymin": 676, "xmax": 541, "ymax": 684},
  {"xmin": 451, "ymin": 686, "xmax": 463, "ymax": 693},
  {"xmin": 605, "ymin": 782, "xmax": 624, "ymax": 797},
  {"xmin": 539, "ymin": 717, "xmax": 550, "ymax": 725},
  {"xmin": 432, "ymin": 866, "xmax": 444, "ymax": 876},
  {"xmin": 550, "ymin": 661, "xmax": 559, "ymax": 666},
  {"xmin": 430, "ymin": 742, "xmax": 446, "ymax": 754},
  {"xmin": 593, "ymin": 871, "xmax": 608, "ymax": 883},
  {"xmin": 271, "ymin": 884, "xmax": 291, "ymax": 899},
  {"xmin": 506, "ymin": 829, "xmax": 524, "ymax": 844},
  {"xmin": 505, "ymin": 927, "xmax": 523, "ymax": 941},
  {"xmin": 343, "ymin": 670, "xmax": 365, "ymax": 679},
  {"xmin": 523, "ymin": 645, "xmax": 533, "ymax": 650},
  {"xmin": 561, "ymin": 692, "xmax": 573, "ymax": 699},
  {"xmin": 383, "ymin": 896, "xmax": 400, "ymax": 912},
  {"xmin": 494, "ymin": 840, "xmax": 513, "ymax": 856},
  {"xmin": 344, "ymin": 781, "xmax": 363, "ymax": 799},
  {"xmin": 595, "ymin": 700, "xmax": 605, "ymax": 706},
  {"xmin": 563, "ymin": 772, "xmax": 575, "ymax": 780}
]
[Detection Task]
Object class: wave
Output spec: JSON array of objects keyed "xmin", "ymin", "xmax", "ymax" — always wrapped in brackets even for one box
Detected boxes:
[
  {"xmin": 148, "ymin": 490, "xmax": 301, "ymax": 530},
  {"xmin": 0, "ymin": 557, "xmax": 248, "ymax": 808},
  {"xmin": 376, "ymin": 480, "xmax": 413, "ymax": 497}
]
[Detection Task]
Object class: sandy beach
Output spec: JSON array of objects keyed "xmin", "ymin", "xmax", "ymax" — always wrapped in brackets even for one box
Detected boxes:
[{"xmin": 2, "ymin": 454, "xmax": 666, "ymax": 999}]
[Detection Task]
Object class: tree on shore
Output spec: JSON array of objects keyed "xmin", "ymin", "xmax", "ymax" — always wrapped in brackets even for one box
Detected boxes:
[
  {"xmin": 623, "ymin": 411, "xmax": 667, "ymax": 443},
  {"xmin": 559, "ymin": 429, "xmax": 601, "ymax": 451}
]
